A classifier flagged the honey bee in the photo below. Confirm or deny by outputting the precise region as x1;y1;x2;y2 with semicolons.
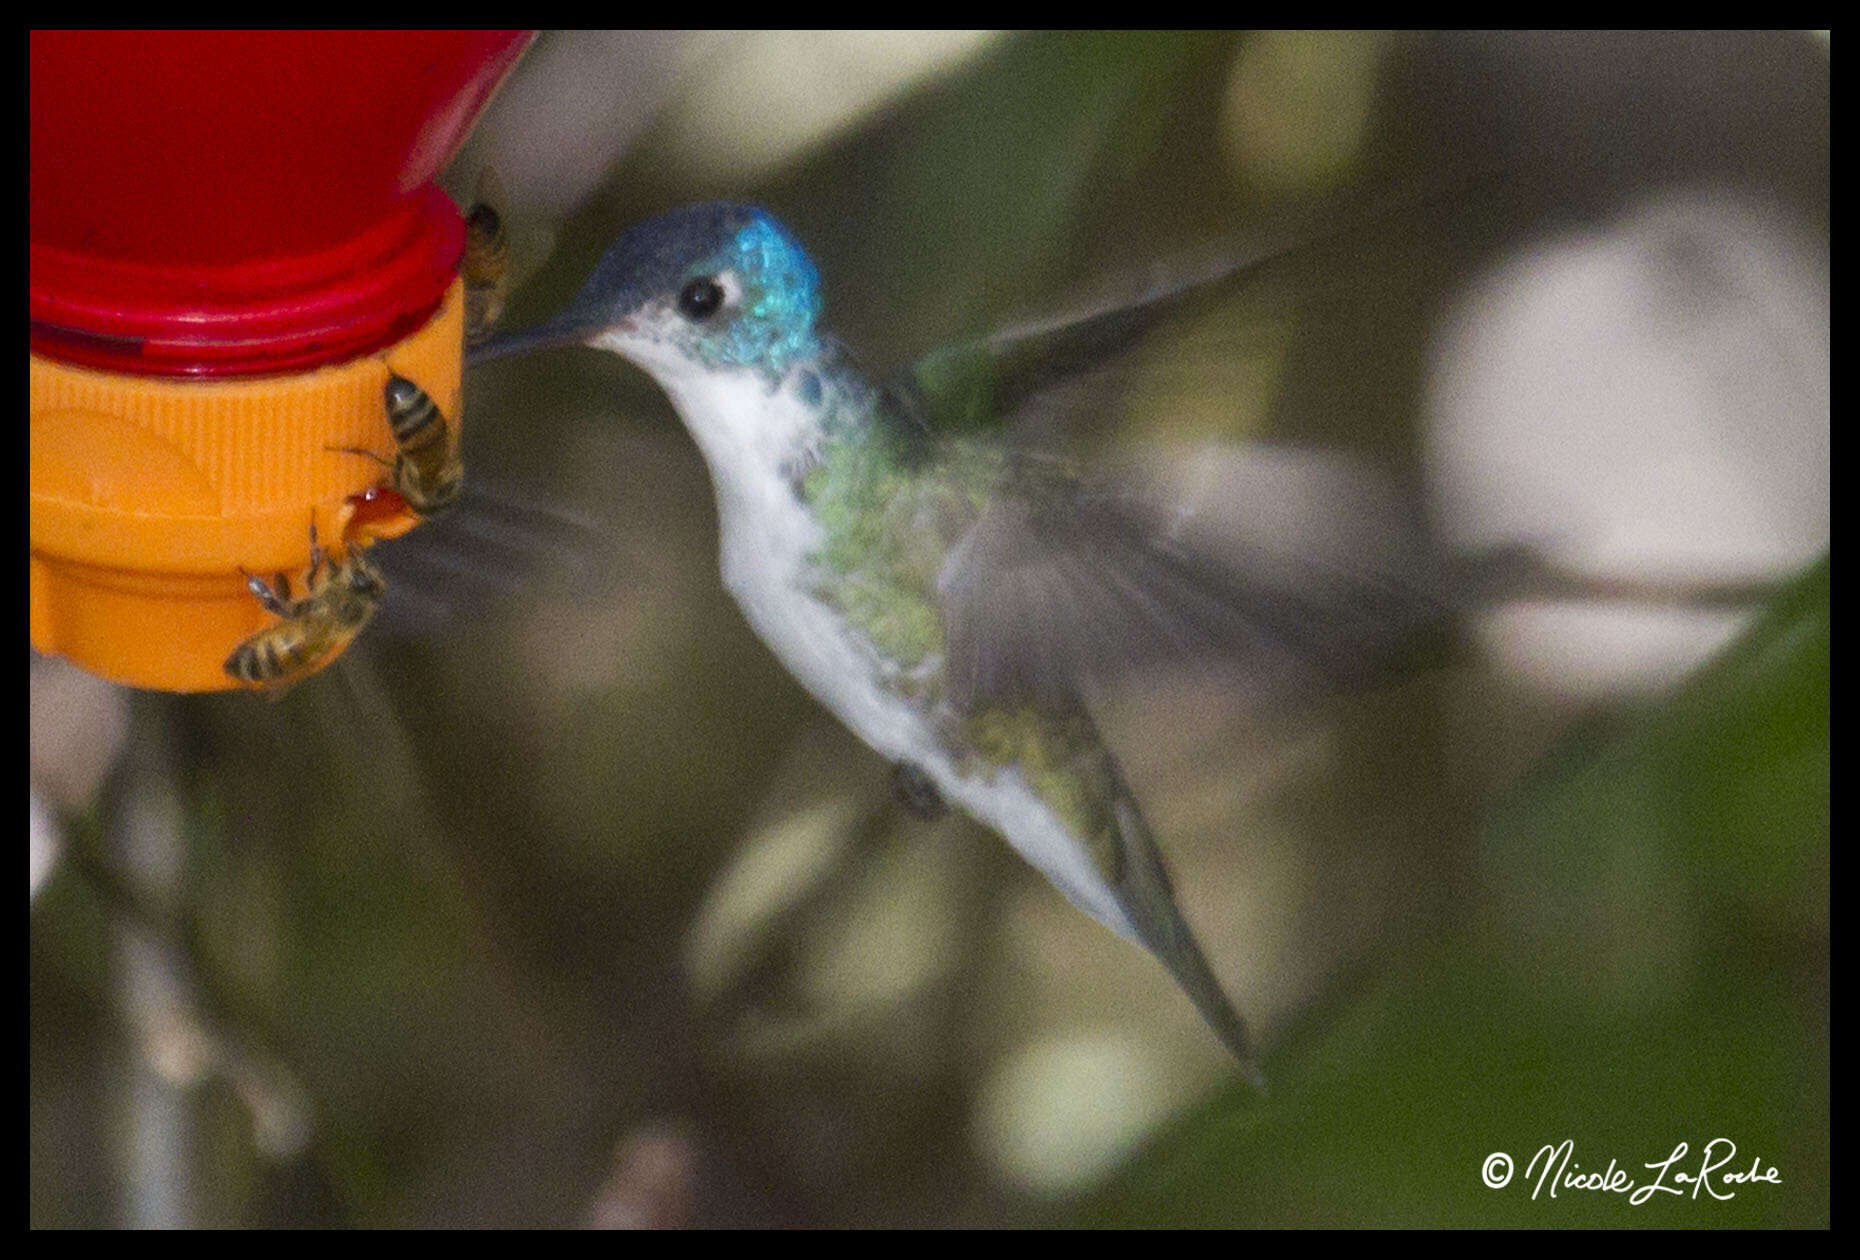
224;520;386;691
334;372;464;520
333;175;501;541
463;168;508;345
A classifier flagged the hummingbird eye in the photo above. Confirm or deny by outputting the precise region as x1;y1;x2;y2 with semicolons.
677;276;726;321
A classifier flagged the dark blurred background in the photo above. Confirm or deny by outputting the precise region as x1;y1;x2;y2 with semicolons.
31;31;1828;1227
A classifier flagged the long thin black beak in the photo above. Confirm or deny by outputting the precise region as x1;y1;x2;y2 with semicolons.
466;307;608;368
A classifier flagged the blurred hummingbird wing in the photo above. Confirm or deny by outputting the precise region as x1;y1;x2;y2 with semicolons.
890;176;1487;455
366;476;613;640
897;239;1308;456
905;183;1484;715
936;443;1457;715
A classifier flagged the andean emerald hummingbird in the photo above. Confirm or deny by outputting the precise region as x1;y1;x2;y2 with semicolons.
470;202;1457;1085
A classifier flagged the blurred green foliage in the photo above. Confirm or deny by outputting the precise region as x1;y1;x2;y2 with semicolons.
1088;558;1828;1227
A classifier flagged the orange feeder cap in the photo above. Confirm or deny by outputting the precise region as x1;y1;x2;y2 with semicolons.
30;282;464;691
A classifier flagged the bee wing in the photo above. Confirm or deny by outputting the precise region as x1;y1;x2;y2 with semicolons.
470;166;504;216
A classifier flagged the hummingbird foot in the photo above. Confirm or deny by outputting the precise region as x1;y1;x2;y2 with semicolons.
890;761;947;820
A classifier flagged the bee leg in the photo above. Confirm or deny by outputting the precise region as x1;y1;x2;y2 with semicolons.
307;519;327;588
891;762;946;821
326;445;396;468
239;569;292;618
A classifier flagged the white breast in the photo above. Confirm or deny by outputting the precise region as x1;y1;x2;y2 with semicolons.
664;366;1138;941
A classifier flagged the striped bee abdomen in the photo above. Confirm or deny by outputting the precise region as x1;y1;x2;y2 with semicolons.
382;374;463;514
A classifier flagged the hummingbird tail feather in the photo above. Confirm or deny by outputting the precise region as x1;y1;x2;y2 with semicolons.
1108;791;1267;1093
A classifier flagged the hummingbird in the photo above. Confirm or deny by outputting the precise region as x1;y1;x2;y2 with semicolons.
471;202;1456;1084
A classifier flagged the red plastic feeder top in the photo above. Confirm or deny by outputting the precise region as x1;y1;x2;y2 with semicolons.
30;29;532;377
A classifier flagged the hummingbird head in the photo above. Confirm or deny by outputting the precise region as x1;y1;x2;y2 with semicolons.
471;202;823;386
